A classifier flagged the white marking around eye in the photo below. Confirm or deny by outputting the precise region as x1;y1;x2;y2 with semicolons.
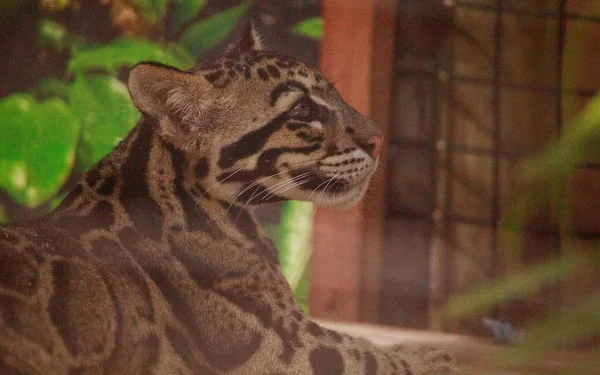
275;91;304;110
310;121;323;129
310;95;335;110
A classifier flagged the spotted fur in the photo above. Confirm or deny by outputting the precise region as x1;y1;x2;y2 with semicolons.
0;23;455;374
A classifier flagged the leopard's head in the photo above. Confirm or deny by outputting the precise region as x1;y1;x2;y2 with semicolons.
128;23;382;210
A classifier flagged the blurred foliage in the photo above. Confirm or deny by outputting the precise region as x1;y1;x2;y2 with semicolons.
132;0;169;23
0;0;319;212
291;17;323;40
171;0;206;30
0;0;321;307
40;0;71;12
0;0;249;210
277;201;315;313
446;94;600;371
181;1;251;59
68;38;188;73
70;74;139;171
0;94;80;207
39;19;69;50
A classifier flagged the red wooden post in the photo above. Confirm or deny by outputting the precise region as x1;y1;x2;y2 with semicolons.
310;0;397;322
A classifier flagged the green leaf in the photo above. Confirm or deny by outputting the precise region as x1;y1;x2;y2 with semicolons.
294;265;310;314
445;255;587;319
180;1;250;59
37;78;71;99
524;94;600;180
517;294;600;361
0;94;80;207
132;0;168;23
69;75;139;172
68;38;187;73
39;19;69;50
291;17;323;40
172;0;206;30
48;192;68;211
488;294;600;370
166;42;196;69
278;201;314;291
40;0;70;12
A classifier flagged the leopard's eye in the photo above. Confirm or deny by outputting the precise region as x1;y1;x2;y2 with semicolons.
289;98;313;119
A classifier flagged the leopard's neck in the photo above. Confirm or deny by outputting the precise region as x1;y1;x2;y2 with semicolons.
51;117;277;264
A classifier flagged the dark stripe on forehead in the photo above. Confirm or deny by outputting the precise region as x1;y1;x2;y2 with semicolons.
266;65;281;78
257;68;268;81
270;81;310;107
205;70;224;83
270;84;292;107
286;80;309;94
218;113;287;168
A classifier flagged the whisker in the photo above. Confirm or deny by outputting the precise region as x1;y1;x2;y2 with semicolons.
225;158;321;215
316;173;340;207
268;177;312;200
308;176;334;200
197;166;243;200
249;172;310;203
265;172;311;194
325;174;342;203
227;165;310;211
362;196;375;215
260;173;312;201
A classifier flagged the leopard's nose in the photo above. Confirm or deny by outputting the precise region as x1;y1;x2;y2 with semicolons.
358;135;383;159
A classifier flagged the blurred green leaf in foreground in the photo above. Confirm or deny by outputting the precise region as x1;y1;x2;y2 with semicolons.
0;0;322;310
446;94;600;371
291;17;323;40
69;38;189;73
70;74;139;172
181;1;250;58
0;94;80;207
278;201;314;313
132;0;168;24
172;0;207;30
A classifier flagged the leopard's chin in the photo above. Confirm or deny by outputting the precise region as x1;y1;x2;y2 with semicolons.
322;179;369;210
320;160;378;210
285;159;378;208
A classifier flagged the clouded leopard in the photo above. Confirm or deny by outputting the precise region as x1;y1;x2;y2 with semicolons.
0;24;454;374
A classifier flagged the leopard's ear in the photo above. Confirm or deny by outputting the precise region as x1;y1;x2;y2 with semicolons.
128;62;213;122
227;21;265;55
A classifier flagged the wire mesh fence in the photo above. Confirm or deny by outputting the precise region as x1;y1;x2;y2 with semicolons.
382;0;600;334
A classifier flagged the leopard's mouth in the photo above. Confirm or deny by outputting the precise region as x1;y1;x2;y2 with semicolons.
289;158;378;209
320;159;378;209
